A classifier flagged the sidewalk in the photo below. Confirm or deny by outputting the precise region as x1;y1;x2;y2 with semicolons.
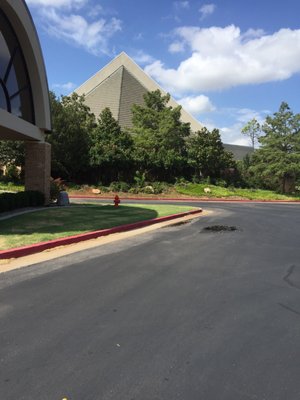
0;206;50;221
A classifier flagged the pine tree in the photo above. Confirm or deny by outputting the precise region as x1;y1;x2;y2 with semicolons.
250;102;300;193
131;90;190;180
89;108;133;183
187;127;235;181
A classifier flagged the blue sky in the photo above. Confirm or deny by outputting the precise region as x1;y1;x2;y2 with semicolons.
26;0;300;145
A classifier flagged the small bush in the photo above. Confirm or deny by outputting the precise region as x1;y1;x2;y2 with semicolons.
129;187;139;194
215;179;227;187
97;185;109;193
143;185;155;194
151;181;170;194
175;177;190;186
50;177;65;201
65;182;81;191
3;165;20;183
134;171;146;189
0;190;45;213
109;181;130;192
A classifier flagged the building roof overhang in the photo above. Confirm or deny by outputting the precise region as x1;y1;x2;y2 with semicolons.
0;0;51;139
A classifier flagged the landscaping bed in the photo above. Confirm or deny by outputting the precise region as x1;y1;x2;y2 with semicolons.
1;181;300;202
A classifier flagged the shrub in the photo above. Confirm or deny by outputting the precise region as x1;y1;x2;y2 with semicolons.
175;177;189;186
143;185;155;194
50;177;65;201
215;179;227;187
109;181;130;192
151;181;170;194
0;190;45;213
129;187;139;194
2;165;20;183
133;171;146;189
97;185;109;193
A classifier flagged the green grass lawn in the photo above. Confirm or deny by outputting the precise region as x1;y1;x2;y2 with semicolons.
0;182;24;192
176;183;300;201
0;203;197;250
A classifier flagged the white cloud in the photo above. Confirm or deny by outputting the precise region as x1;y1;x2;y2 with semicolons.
169;41;185;53
131;50;155;65
87;5;104;19
52;82;77;93
199;3;216;20
40;8;121;56
219;125;251;145
145;25;300;94
163;1;189;23
174;1;190;10
242;28;265;41
215;107;269;145
235;108;268;125
26;0;86;8
27;0;121;56
177;95;215;115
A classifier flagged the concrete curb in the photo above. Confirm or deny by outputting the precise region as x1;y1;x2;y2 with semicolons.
70;195;300;203
0;209;202;260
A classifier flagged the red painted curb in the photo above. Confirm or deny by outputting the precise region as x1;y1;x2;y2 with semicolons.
0;209;202;260
70;195;300;203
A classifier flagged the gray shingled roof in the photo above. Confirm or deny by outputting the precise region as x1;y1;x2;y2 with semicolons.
74;52;253;161
224;144;254;160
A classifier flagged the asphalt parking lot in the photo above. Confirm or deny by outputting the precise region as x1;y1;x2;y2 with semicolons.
1;202;300;400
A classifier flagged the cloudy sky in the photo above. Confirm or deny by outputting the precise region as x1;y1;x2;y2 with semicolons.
26;0;300;145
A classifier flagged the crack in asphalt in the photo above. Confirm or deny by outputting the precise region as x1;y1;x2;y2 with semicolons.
283;265;300;290
278;302;300;317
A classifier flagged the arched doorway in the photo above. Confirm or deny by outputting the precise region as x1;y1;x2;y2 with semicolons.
0;1;51;203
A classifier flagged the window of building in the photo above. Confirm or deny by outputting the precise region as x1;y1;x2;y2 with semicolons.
0;9;35;124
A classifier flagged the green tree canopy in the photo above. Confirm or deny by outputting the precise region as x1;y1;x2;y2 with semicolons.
187;127;235;180
47;91;96;182
0;140;24;169
131;90;190;180
89;107;133;183
241;118;261;149
249;102;300;193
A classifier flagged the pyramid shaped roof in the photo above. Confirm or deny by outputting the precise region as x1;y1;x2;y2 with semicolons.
74;52;203;132
74;52;253;159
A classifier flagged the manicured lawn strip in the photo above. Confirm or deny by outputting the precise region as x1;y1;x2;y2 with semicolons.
0;203;197;250
176;183;300;201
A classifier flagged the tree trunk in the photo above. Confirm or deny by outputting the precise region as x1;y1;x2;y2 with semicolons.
281;175;295;193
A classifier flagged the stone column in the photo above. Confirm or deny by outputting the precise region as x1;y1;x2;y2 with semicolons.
25;141;51;204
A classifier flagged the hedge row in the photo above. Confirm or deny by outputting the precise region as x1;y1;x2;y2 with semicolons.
0;191;45;213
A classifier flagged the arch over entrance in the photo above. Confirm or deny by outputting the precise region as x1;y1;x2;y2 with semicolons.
0;1;51;202
0;9;35;124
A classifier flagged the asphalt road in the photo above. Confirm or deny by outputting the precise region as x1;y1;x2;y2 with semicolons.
1;202;300;400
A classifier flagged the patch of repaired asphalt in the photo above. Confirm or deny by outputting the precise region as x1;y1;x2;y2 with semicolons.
202;225;239;232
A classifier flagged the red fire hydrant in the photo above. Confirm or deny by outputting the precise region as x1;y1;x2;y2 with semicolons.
114;195;120;207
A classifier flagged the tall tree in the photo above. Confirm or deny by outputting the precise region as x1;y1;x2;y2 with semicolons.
187;127;235;181
0;140;24;169
241;118;261;149
47;91;96;182
249;102;300;193
131;90;190;180
89;108;133;184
